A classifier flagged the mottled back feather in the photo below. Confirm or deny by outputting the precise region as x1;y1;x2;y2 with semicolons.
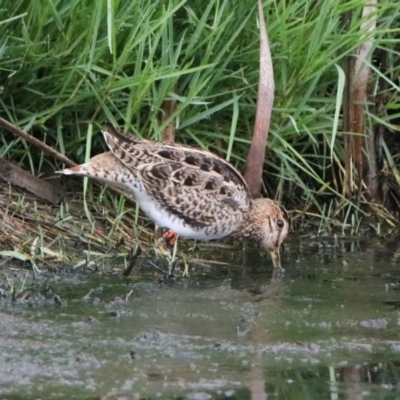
102;123;250;233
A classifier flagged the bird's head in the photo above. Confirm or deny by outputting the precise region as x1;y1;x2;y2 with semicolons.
252;198;289;270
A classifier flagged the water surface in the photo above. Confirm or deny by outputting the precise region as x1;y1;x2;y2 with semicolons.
1;238;400;399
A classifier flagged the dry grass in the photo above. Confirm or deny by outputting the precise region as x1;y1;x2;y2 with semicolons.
0;179;150;269
0;179;238;274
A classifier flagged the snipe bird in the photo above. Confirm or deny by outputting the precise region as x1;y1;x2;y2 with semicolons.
58;123;289;269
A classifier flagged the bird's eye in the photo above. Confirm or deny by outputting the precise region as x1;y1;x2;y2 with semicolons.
277;219;284;228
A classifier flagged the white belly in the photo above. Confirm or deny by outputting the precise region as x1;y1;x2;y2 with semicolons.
126;182;230;241
138;191;227;240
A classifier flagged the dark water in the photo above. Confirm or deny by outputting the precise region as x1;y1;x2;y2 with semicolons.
1;238;400;399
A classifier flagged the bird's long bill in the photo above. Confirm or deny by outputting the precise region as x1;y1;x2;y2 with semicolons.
268;246;282;270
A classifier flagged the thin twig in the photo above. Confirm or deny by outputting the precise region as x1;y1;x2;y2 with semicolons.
0;116;77;167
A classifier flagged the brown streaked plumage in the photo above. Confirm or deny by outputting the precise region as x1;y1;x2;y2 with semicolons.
57;123;289;269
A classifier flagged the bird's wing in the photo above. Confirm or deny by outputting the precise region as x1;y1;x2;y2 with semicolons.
102;123;250;228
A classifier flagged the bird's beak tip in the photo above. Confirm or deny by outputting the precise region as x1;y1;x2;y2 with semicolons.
268;247;282;270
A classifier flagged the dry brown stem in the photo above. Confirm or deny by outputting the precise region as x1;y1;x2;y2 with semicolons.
243;0;275;198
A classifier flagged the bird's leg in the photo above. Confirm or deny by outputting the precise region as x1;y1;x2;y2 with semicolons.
162;228;178;246
153;228;179;277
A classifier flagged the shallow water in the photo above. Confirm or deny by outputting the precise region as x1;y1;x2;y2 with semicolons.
1;237;400;399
